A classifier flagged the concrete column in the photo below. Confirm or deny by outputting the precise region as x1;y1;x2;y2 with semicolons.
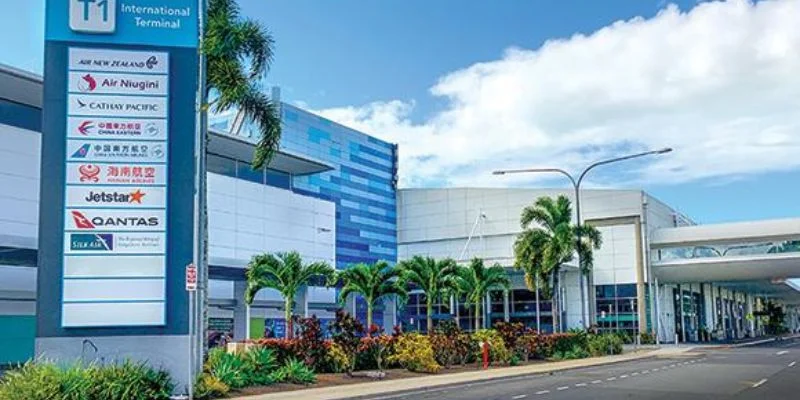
634;218;647;335
503;289;510;322
485;292;492;329
746;293;754;337
233;280;250;340
709;283;717;339
382;296;397;332
295;286;309;318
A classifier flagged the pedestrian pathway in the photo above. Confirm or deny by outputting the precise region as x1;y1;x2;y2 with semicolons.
230;347;694;400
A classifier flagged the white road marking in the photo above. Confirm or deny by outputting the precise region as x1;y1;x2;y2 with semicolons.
557;386;569;391
607;377;617;381
535;390;550;395
642;370;650;374
669;364;676;367
591;380;602;384
620;375;629;378
753;379;768;388
632;372;639;376
776;351;789;356
575;383;588;387
789;361;796;367
512;395;527;399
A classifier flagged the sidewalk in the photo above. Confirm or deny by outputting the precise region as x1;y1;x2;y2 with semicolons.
231;347;693;400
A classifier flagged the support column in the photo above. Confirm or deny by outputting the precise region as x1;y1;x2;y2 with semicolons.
677;283;685;343
746;293;754;338
709;283;717;340
485;292;491;329
233;280;250;341
503;289;510;322
295;286;309;318
382;296;397;333
634;218;647;335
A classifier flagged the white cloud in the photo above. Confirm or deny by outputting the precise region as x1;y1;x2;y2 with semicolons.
313;0;800;188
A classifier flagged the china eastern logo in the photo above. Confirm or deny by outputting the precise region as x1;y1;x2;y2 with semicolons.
70;233;114;251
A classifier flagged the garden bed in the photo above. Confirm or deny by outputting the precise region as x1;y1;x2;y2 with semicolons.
232;360;549;397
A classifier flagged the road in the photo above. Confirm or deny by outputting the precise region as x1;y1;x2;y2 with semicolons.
354;338;800;400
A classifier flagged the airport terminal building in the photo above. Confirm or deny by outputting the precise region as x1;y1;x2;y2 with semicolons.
1;63;798;365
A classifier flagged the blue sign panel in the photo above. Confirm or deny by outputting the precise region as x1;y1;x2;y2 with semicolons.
46;0;198;48
39;0;197;334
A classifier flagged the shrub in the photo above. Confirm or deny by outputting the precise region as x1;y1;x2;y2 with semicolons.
329;310;365;375
195;373;229;400
251;338;297;365
472;329;511;364
293;315;329;371
325;342;351;373
242;346;278;385
429;320;462;368
0;360;174;400
208;351;249;389
269;358;316;385
517;333;540;361
586;334;623;357
640;332;656;345
388;333;441;373
359;331;395;371
553;344;590;360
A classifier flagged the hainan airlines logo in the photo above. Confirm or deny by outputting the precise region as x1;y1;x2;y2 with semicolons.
77;74;97;92
78;164;101;182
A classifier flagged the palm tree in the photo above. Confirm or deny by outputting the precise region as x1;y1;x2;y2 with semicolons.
200;0;282;351
205;0;281;169
337;261;408;329
245;252;335;339
398;256;459;333
512;195;601;332
455;258;510;331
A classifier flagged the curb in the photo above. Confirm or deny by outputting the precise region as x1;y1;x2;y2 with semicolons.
230;348;687;400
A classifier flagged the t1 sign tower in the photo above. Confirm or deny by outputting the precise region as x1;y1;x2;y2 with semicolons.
38;0;199;389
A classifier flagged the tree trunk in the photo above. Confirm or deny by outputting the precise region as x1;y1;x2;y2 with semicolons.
552;268;560;333
474;299;481;332
367;302;373;332
285;297;293;339
427;300;434;333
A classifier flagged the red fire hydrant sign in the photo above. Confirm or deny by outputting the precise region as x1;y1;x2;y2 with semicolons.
482;341;490;369
185;263;197;292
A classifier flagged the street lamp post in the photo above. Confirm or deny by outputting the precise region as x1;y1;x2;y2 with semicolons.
494;148;672;330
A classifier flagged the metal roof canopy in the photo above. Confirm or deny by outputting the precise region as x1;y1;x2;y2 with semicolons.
651;217;800;248
208;129;333;176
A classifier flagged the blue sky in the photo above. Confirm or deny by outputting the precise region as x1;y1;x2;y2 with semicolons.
3;0;800;223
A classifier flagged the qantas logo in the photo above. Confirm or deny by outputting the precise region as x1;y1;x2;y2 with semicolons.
71;211;95;229
77;74;97;92
70;210;160;229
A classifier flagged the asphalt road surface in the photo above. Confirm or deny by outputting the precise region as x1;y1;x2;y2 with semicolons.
354;338;800;400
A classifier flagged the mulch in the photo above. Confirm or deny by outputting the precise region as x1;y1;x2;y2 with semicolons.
232;360;548;397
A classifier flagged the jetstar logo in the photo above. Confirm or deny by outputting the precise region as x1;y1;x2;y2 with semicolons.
77;74;97;92
84;190;146;204
70;233;114;251
70;210;160;229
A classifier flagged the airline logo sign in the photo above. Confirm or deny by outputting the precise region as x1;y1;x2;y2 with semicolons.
68;95;167;118
65;209;165;232
67;163;166;185
66;186;166;208
68;117;165;139
67;140;166;162
65;232;166;254
69;48;168;74
69;72;168;96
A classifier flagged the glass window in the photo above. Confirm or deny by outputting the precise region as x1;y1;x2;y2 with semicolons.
617;284;637;298
207;154;237;178
266;169;292;189
237;162;264;184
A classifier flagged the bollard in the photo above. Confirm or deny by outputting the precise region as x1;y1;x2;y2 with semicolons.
482;341;490;369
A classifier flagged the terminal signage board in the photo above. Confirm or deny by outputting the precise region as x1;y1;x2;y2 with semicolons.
40;0;197;331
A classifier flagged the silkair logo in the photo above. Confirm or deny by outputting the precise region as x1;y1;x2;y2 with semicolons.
70;233;113;251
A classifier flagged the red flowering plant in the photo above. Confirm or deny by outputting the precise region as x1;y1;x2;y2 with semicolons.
358;324;396;372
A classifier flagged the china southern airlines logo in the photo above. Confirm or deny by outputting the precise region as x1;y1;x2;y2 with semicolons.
71;144;91;158
71;211;96;229
70;233;113;251
77;74;97;92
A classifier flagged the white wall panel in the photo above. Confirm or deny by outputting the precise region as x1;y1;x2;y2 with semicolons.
63;302;164;327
